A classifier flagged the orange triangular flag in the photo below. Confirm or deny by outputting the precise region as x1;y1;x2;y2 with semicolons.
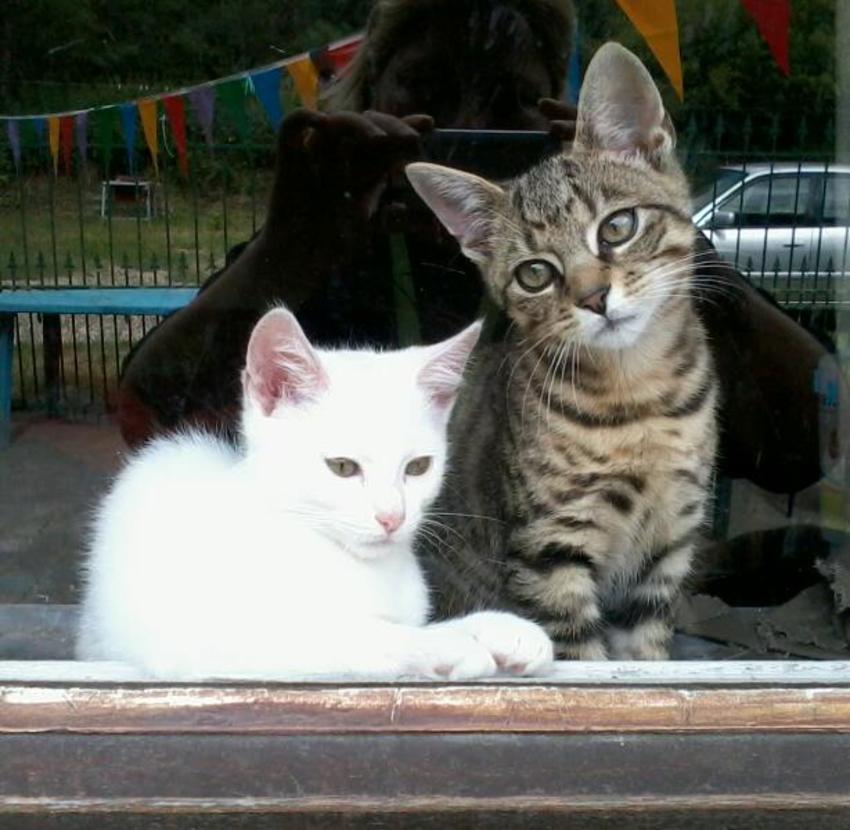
137;98;159;175
614;0;683;100
287;57;319;110
48;115;61;174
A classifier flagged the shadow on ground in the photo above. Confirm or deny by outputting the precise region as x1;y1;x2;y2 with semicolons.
0;415;126;605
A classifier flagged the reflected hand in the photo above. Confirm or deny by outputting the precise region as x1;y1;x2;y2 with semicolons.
538;98;577;143
272;109;434;226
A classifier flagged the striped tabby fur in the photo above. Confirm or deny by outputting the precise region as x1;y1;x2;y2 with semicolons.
407;43;718;659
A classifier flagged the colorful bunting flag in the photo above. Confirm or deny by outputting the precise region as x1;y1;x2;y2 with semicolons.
32;117;47;149
740;0;791;75
325;37;361;73
48;116;60;174
217;78;250;139
119;103;138;173
0;33;364;173
309;48;335;85
613;0;683;99
163;95;189;177
75;111;89;165
566;22;581;106
60;115;74;175
6;120;21;172
91;107;118;168
188;86;215;146
138;98;159;175
287;57;319;110
251;67;285;127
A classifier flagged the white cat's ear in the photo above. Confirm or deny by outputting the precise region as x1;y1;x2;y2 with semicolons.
418;320;482;412
574;42;676;164
243;308;327;415
406;163;505;263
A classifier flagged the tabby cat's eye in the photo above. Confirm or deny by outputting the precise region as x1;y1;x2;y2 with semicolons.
326;457;360;478
598;208;637;247
514;259;557;293
405;456;433;477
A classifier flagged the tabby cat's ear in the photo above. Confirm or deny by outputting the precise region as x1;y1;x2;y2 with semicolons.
418;320;482;412
406;163;505;263
574;42;676;164
243;307;328;415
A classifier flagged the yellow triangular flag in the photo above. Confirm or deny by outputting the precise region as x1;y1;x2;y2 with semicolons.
287;57;319;110
48;115;60;174
614;0;683;100
137;99;159;175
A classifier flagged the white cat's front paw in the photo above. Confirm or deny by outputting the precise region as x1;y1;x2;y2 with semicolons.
443;611;554;676
408;628;497;680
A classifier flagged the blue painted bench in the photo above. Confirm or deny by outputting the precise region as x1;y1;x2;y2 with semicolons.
0;288;198;445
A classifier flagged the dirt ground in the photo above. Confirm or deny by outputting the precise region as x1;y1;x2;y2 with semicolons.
0;415;126;605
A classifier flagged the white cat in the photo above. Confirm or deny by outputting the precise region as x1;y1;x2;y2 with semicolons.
76;307;553;680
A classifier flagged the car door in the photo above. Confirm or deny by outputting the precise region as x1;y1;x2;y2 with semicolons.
703;172;817;283
811;172;850;279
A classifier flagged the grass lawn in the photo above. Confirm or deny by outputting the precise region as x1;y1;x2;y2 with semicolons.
0;168;272;288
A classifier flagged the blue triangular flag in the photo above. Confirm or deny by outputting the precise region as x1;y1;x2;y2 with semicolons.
32;117;47;147
250;67;284;130
567;23;581;106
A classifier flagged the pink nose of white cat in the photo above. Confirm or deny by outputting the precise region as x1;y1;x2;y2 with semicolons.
376;512;404;535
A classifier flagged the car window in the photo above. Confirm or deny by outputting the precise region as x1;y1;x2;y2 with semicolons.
718;174;816;227
692;169;747;213
821;174;850;226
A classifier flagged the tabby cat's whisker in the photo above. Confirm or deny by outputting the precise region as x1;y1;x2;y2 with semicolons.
428;511;505;524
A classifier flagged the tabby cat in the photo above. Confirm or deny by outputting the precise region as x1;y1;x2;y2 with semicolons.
405;42;718;659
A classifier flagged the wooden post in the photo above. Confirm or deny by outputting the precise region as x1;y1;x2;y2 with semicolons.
41;313;62;418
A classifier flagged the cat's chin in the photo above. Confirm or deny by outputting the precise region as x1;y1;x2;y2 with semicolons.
584;314;645;351
344;536;411;562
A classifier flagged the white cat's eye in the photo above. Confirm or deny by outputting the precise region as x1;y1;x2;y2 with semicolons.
326;457;361;478
598;208;637;247
405;456;432;476
514;259;557;293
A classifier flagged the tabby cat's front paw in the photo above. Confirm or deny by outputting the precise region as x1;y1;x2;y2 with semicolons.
440;611;555;676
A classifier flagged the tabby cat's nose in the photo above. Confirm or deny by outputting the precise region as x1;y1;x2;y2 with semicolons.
578;286;610;316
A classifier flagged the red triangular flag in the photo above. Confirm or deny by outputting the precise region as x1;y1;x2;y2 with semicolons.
740;0;790;75
163;94;189;178
325;37;362;73
59;115;75;175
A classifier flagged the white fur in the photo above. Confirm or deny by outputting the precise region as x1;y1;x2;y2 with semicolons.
77;310;553;681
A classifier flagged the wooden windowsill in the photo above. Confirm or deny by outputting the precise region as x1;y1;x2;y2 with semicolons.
2;660;850;826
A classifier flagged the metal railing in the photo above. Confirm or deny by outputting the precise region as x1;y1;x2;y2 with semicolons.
0;109;845;419
1;137;274;417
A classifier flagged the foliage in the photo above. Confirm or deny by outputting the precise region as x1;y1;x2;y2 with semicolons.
574;0;835;154
0;0;371;114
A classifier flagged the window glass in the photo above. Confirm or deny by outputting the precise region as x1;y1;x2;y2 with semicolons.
0;0;848;687
719;175;816;227
692;168;747;213
821;175;850;225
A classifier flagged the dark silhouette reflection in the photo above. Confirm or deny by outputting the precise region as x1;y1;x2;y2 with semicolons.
119;0;833;504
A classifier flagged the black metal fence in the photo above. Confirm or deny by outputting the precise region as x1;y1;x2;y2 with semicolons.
0;110;846;420
1;134;274;418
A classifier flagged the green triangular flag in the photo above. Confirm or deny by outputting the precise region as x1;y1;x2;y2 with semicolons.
19;119;37;153
91;107;119;170
217;78;251;140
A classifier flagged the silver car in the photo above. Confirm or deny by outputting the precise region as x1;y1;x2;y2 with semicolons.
692;163;850;304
